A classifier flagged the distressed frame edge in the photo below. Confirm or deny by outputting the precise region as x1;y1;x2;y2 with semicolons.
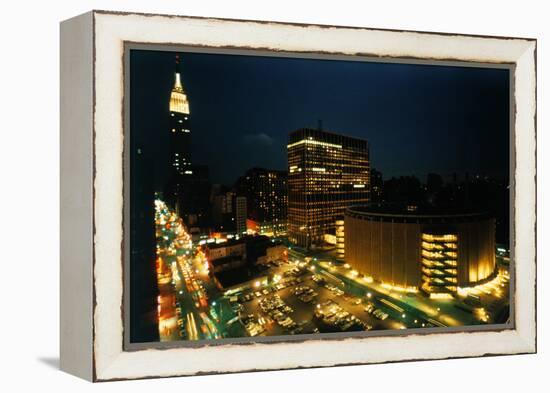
59;11;95;381
512;39;537;354
89;11;537;382
90;8;538;42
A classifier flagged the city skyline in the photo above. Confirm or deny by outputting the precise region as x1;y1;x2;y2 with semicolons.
130;49;510;189
129;48;511;344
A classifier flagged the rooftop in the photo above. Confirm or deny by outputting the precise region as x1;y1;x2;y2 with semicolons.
346;204;491;220
205;235;277;250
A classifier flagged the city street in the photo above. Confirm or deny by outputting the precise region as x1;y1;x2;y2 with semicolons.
155;200;244;341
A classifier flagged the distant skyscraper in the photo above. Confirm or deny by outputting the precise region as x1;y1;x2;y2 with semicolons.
287;128;370;248
211;190;247;235
169;56;192;178
165;55;210;229
235;196;247;235
212;190;234;229
370;168;383;204
236;167;288;236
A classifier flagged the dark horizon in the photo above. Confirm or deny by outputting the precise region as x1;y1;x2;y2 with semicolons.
130;49;510;189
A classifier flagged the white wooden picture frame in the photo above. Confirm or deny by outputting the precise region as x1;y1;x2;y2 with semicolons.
60;10;536;381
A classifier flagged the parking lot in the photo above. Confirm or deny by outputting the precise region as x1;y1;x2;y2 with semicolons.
237;264;405;337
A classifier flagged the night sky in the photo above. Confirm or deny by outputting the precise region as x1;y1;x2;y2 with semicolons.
130;49;510;189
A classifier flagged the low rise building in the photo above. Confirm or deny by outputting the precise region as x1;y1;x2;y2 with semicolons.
204;235;288;283
344;205;496;297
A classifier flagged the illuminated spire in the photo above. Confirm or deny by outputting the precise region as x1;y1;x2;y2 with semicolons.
170;54;190;114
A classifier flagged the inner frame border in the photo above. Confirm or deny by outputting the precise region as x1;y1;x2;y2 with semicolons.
122;42;517;352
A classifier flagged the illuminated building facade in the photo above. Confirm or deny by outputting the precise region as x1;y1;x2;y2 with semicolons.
165;56;210;229
235;196;247;235
212;191;235;230
205;236;287;284
287;128;370;248
212;191;247;235
236;167;288;236
335;217;345;259
344;206;496;296
169;64;191;177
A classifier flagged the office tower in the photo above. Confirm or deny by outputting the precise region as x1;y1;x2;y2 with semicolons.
165;55;210;229
287;128;369;248
236;167;288;236
168;56;192;180
212;190;247;235
235;196;247;235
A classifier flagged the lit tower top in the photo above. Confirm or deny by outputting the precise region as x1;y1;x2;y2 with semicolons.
169;54;193;177
170;55;190;114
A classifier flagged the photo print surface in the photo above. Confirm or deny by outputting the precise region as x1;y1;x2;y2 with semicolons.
128;48;511;344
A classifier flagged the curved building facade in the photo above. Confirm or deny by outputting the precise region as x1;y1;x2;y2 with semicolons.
344;206;496;295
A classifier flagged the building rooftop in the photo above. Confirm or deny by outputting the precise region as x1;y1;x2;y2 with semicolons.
244;167;287;176
211;255;243;267
288;127;369;148
205;235;274;250
346;204;491;220
214;267;257;288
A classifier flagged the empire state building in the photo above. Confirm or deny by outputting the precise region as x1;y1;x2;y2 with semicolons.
165;55;210;229
169;69;192;175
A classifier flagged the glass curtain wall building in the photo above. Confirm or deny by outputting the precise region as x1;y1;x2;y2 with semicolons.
287;128;370;248
236;167;288;236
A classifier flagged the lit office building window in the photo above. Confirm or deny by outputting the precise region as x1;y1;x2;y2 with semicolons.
287;128;370;248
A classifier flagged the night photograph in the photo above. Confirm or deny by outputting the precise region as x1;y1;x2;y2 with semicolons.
128;48;511;344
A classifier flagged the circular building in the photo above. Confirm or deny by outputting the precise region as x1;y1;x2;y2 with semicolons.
344;205;496;296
